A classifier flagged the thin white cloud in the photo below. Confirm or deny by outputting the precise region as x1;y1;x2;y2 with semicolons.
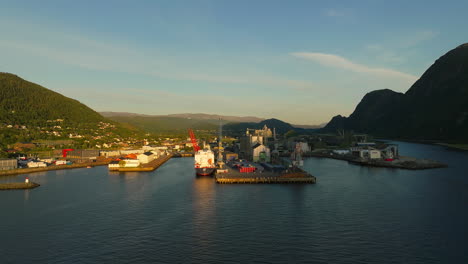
323;8;355;18
324;9;344;17
0;36;315;91
291;52;417;82
401;30;438;48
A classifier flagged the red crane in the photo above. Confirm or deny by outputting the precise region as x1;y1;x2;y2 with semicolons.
188;129;201;152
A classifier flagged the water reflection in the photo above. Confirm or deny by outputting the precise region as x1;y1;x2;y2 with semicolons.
23;189;30;202
191;175;216;247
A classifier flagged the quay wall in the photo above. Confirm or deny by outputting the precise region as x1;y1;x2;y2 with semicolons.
0;161;110;177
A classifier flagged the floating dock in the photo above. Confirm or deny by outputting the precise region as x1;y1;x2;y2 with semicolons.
215;167;316;184
0;182;40;190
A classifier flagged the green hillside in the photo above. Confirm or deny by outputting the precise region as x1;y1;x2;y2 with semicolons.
0;73;104;125
0;73;142;150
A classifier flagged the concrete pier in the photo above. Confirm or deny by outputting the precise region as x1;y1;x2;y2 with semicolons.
215;167;316;184
0;161;110;177
115;154;172;172
0;182;40;190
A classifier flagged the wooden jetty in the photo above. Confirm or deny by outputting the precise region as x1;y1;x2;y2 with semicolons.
115;154;173;172
0;182;40;190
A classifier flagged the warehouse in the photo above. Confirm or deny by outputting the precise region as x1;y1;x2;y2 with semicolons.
0;159;18;170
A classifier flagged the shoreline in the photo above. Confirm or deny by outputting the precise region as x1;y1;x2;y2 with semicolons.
376;138;468;151
0;161;109;177
308;152;447;170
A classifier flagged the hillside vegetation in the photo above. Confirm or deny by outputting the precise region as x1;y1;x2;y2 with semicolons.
0;73;142;151
0;73;104;126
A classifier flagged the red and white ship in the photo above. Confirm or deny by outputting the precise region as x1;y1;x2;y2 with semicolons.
189;129;216;176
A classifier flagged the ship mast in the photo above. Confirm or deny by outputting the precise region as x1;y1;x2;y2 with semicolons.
217;118;224;168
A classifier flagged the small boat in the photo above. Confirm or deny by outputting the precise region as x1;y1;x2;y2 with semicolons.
86;165;92;168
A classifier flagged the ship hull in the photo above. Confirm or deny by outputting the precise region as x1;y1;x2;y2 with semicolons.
195;167;216;176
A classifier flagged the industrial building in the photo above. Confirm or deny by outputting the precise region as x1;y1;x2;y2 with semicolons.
0;159;18;170
240;125;272;162
66;150;100;160
137;152;156;164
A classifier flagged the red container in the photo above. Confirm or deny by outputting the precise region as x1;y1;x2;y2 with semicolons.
239;166;255;173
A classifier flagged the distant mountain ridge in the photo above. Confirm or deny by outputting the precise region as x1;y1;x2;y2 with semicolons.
100;112;265;123
103;112;324;135
323;43;468;143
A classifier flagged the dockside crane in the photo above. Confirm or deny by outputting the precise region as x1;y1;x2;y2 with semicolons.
188;128;200;152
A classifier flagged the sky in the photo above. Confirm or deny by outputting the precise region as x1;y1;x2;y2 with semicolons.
0;0;467;125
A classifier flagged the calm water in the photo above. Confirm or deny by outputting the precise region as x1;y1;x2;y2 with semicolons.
1;141;467;264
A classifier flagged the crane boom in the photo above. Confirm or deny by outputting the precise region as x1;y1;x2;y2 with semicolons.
188;128;201;152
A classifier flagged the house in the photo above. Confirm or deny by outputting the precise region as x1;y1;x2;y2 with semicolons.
137;152;156;164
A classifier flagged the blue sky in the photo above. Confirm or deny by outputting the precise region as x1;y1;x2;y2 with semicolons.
1;0;467;125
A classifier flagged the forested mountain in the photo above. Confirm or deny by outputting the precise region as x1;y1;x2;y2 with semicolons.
323;43;468;143
0;73;104;125
0;73;141;149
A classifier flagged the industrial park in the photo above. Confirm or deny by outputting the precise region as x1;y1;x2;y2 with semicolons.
1;119;447;189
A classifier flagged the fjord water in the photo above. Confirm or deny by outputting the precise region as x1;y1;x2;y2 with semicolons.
1;141;467;264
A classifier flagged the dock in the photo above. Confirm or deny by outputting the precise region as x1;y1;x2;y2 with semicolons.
309;152;447;170
114;154;173;172
0;161;110;177
215;167;316;184
0;182;40;190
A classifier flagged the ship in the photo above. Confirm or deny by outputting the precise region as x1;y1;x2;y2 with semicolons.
188;128;216;176
194;148;216;176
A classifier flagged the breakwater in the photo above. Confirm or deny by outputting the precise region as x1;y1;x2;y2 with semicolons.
215;167;316;184
0;182;40;190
